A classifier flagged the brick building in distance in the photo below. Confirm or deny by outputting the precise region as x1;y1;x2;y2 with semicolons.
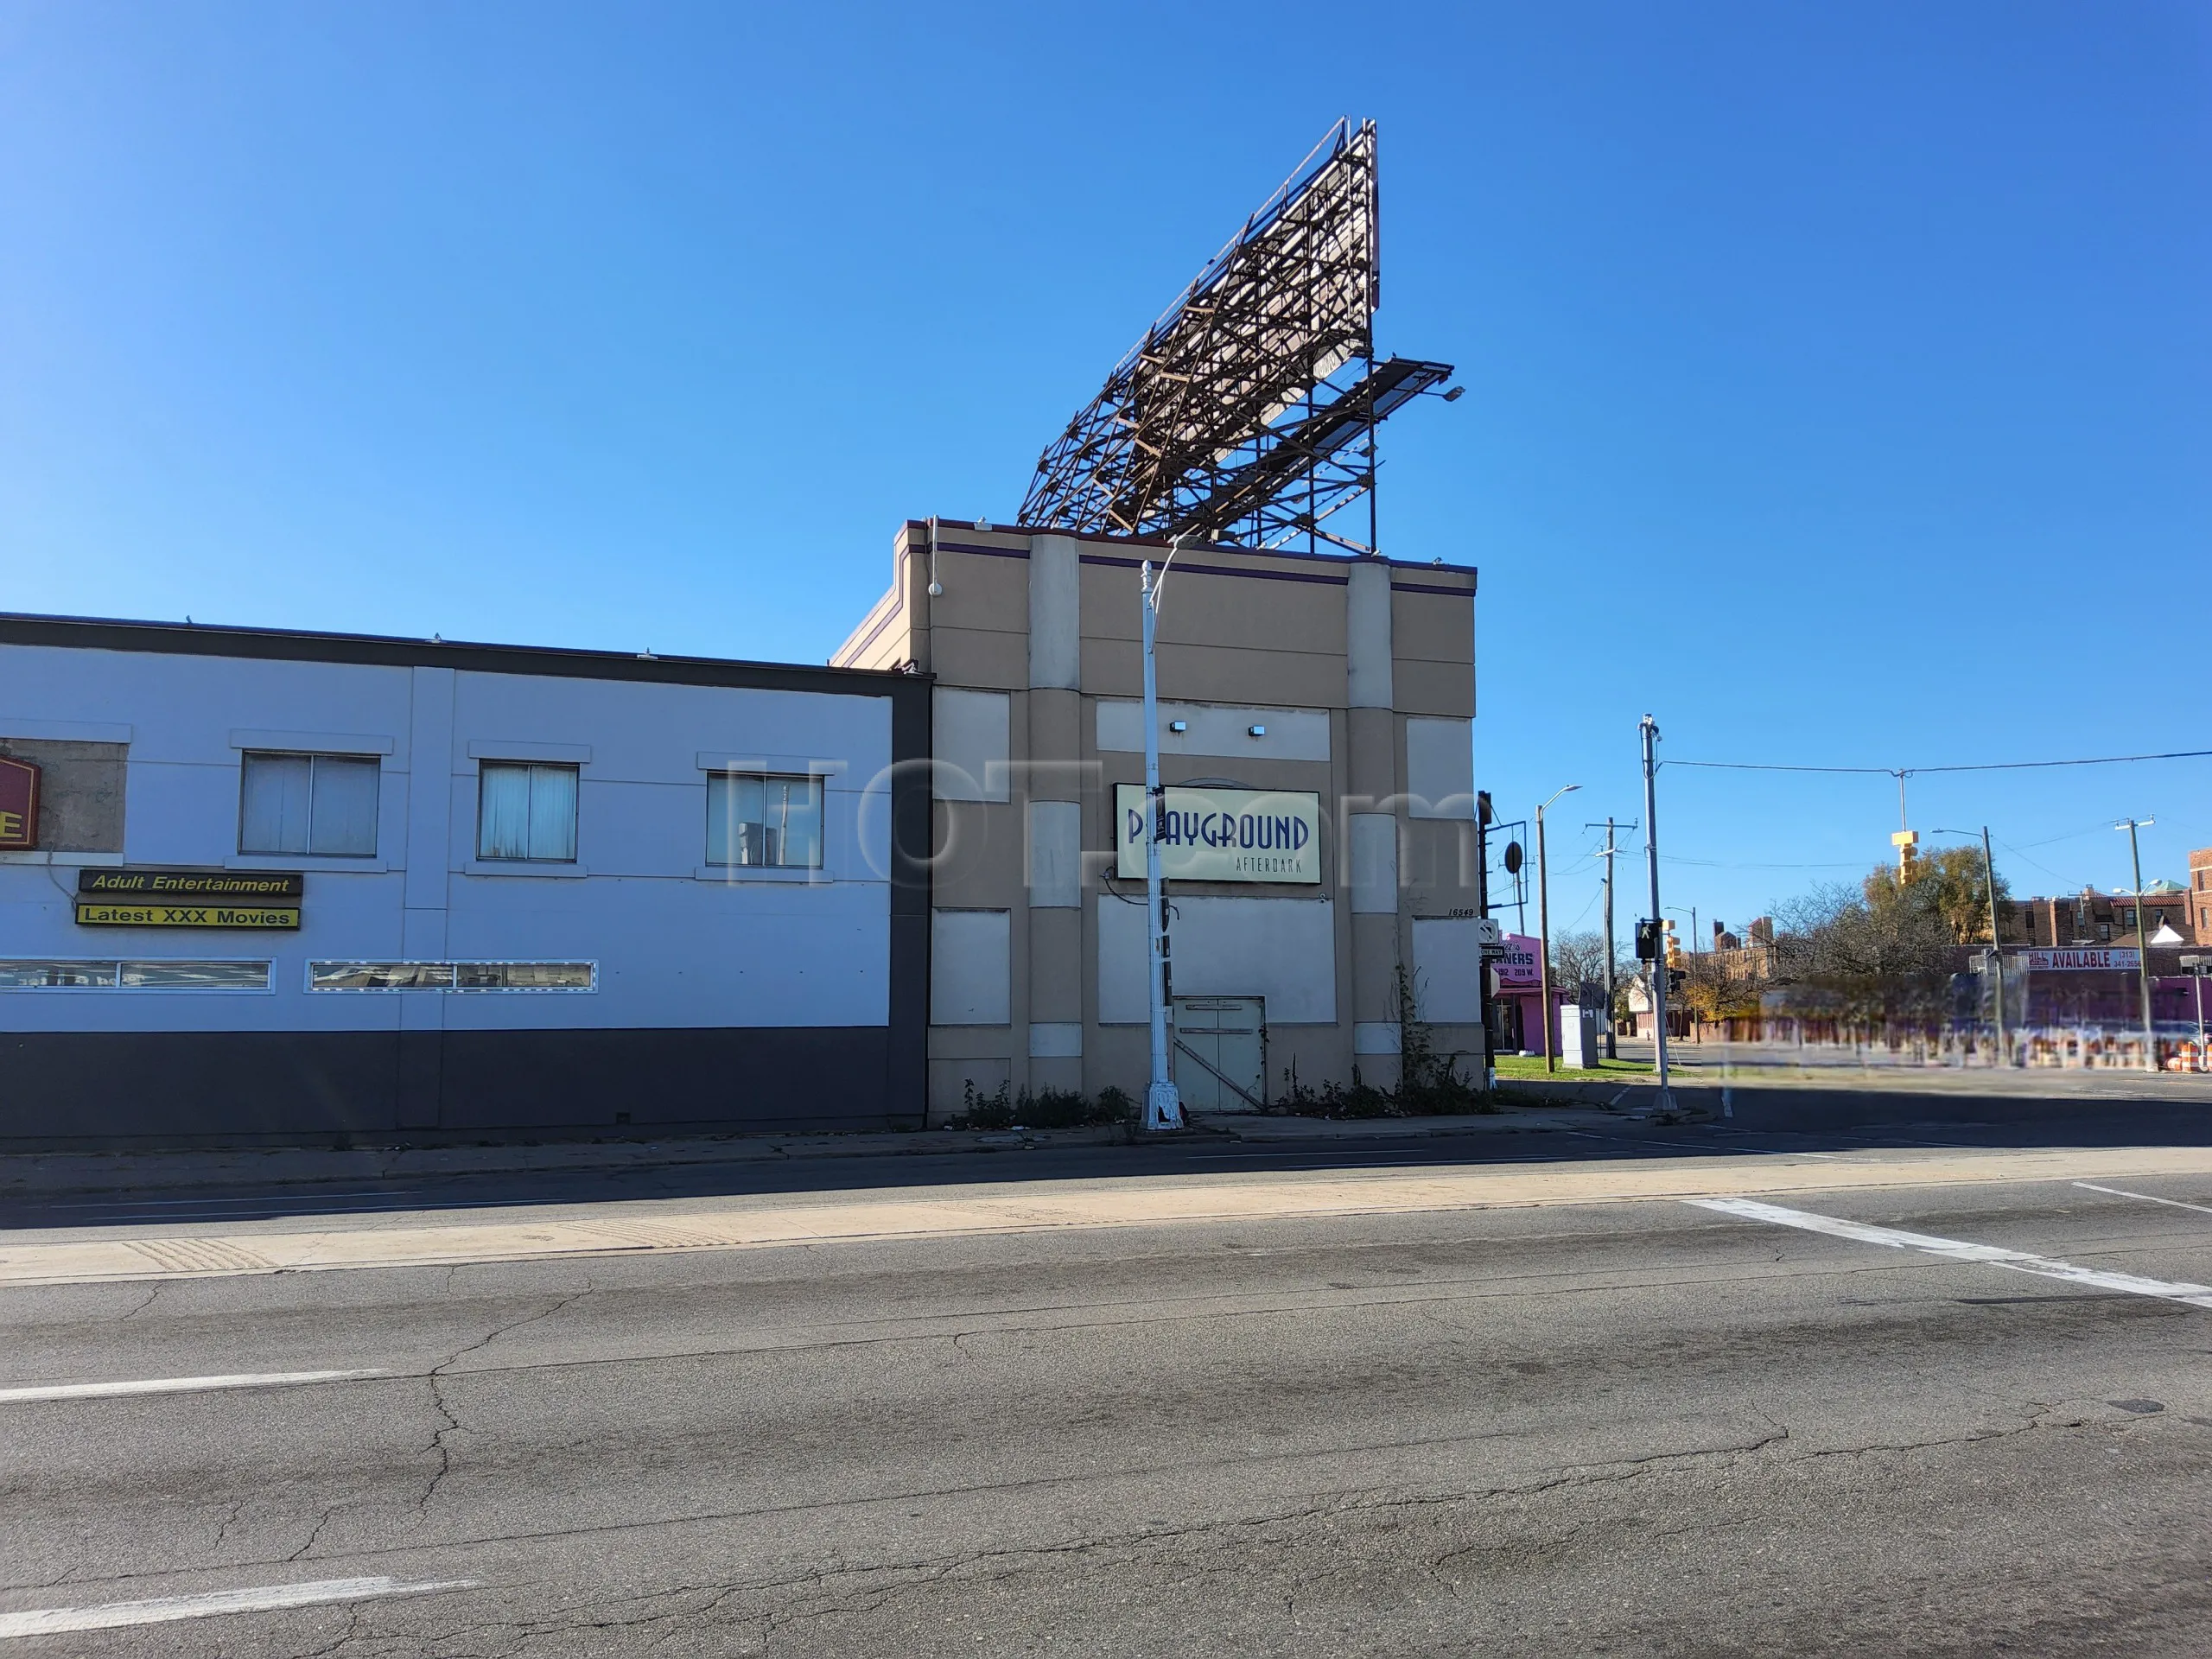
2002;883;2192;950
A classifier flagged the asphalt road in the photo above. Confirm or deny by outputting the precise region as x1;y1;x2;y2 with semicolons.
3;1139;2211;1654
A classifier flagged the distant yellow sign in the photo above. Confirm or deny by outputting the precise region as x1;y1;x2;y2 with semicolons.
74;901;301;930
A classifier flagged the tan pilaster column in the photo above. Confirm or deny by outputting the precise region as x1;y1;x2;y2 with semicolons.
1026;534;1085;1094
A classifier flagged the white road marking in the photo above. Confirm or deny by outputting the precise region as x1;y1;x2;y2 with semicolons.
0;1576;474;1638
2073;1181;2212;1218
0;1369;385;1405
1687;1197;2212;1309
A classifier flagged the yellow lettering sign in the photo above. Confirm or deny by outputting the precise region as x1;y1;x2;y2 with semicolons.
75;902;302;930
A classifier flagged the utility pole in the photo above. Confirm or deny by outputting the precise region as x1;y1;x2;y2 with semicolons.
2185;955;2202;1071
1592;817;1622;1059
1477;791;1496;1091
2182;955;2208;1070
1536;785;1580;1073
1140;547;1188;1129
2118;817;2158;1074
1981;825;2006;1067
1641;715;1674;1109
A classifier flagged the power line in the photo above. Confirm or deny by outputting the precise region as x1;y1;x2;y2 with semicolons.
1661;854;1866;872
1664;747;2212;779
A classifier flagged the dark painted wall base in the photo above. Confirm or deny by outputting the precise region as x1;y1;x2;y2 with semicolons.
0;1027;921;1150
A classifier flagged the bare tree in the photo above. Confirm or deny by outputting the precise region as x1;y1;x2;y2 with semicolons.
1550;929;1632;1013
1768;869;1961;1034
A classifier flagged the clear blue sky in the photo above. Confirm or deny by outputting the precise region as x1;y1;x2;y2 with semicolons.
3;2;2206;934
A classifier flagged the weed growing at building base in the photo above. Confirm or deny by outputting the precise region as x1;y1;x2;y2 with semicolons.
950;1082;1140;1131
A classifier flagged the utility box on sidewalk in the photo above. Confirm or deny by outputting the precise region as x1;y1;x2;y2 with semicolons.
1561;1004;1599;1069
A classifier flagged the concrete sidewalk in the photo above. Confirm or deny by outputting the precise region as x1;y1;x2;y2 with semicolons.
0;1103;1633;1199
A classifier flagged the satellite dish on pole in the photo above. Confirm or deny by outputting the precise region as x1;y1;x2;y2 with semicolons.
1503;841;1523;876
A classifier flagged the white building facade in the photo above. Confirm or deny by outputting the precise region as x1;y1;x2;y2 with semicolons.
0;616;928;1147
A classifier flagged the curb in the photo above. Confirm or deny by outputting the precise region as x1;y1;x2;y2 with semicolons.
0;1122;1143;1199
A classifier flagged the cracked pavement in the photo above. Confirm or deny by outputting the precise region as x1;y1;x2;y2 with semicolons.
2;1156;2209;1654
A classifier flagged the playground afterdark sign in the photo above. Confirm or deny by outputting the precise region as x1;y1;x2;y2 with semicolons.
1113;785;1321;883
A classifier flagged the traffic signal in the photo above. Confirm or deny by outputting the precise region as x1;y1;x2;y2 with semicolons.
1668;969;1686;995
1663;918;1682;969
1635;919;1660;961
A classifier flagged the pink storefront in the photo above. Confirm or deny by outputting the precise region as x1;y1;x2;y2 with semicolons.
1490;933;1576;1055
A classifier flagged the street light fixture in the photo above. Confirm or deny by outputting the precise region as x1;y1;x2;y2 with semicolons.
1535;785;1580;1073
2117;817;2158;1073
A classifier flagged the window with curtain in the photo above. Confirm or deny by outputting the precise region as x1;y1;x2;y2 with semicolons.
239;753;379;855
705;772;823;868
477;762;579;861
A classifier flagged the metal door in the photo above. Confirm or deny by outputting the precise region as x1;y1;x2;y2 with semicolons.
1173;996;1266;1112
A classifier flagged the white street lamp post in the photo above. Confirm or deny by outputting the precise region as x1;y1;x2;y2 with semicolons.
1141;540;1192;1130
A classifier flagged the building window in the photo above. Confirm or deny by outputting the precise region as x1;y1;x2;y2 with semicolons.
706;772;823;868
2121;906;2137;927
239;753;379;856
477;763;579;861
0;959;270;990
308;960;594;991
2098;922;2111;941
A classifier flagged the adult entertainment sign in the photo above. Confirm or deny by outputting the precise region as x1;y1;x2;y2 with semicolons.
2019;947;2140;971
1113;785;1320;884
74;868;302;930
79;868;304;899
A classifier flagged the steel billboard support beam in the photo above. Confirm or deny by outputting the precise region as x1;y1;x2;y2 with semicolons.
1020;120;1455;556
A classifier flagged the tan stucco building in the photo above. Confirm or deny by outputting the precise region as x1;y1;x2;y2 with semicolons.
836;519;1484;1119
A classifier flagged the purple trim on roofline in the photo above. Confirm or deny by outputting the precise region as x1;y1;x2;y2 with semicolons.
932;540;1031;560
1076;553;1347;587
911;519;1477;578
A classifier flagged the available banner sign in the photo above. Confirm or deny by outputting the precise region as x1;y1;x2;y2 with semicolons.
2020;947;2140;971
1113;784;1321;883
0;756;37;850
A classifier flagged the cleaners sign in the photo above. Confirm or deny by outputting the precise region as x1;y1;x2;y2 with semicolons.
1113;784;1321;884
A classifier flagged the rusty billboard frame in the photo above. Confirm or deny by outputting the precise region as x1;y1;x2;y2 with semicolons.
1019;119;1453;555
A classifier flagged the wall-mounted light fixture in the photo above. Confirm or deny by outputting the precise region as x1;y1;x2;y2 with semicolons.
1168;721;1188;734
1248;724;1267;738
